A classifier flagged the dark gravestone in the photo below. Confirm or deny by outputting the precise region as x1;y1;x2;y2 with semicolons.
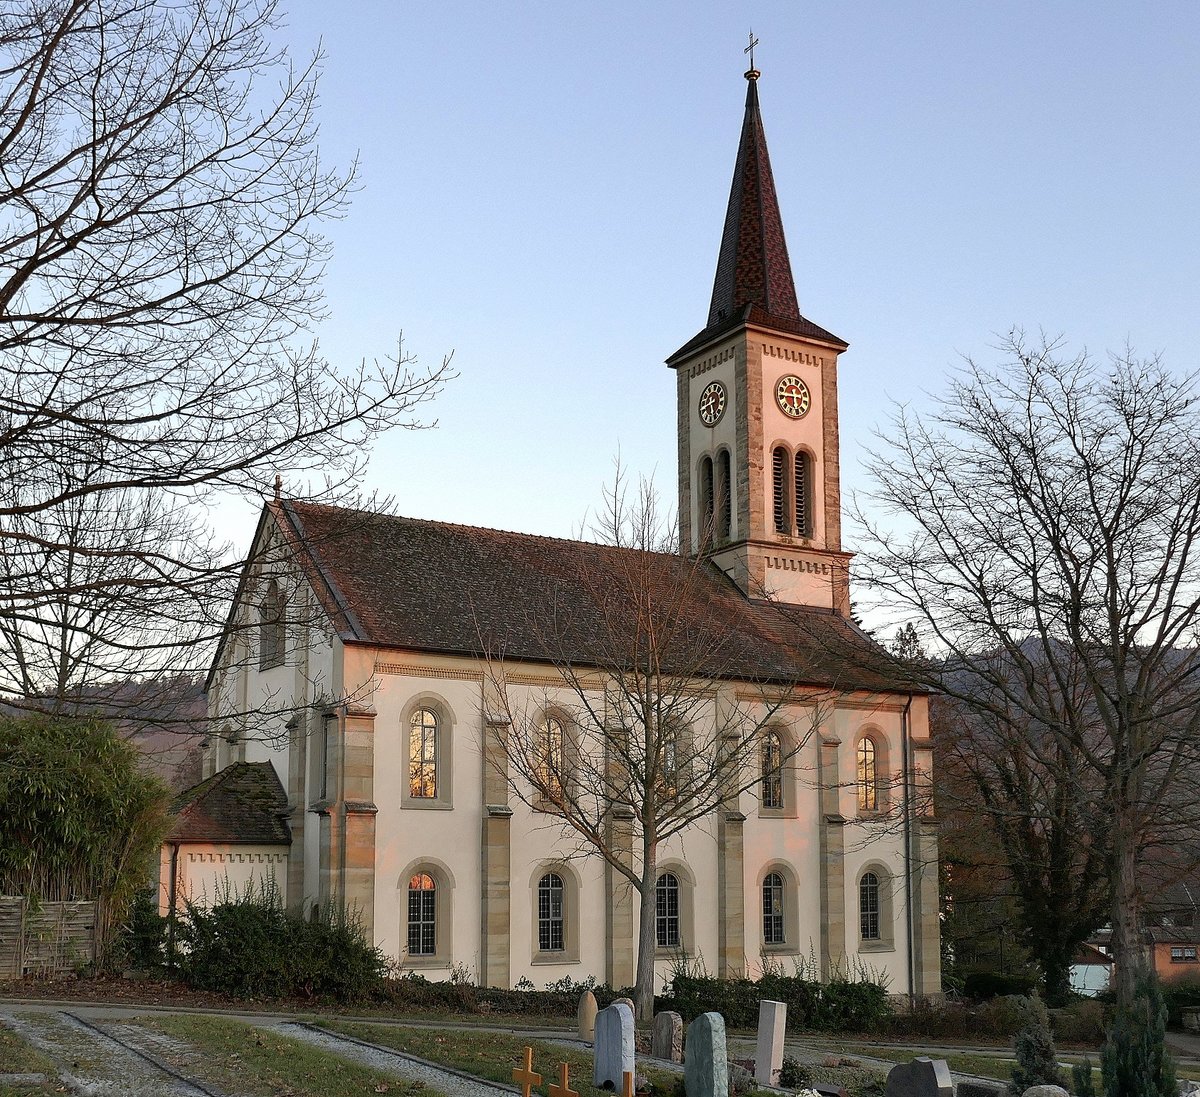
884;1056;953;1097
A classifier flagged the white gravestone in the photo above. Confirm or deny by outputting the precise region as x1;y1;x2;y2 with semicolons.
753;999;787;1085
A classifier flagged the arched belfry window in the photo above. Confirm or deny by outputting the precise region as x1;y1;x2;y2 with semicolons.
794;451;811;537
699;455;715;539
259;579;285;669
772;447;790;534
716;449;732;540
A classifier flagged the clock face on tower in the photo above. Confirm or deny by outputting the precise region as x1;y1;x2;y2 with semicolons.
698;380;727;426
775;375;811;419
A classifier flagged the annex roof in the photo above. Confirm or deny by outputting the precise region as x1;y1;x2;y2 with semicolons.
169;761;290;846
269;499;915;696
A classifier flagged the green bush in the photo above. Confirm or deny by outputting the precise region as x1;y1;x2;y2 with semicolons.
660;972;892;1032
1010;994;1065;1093
963;970;1040;1000
177;886;387;1001
119;888;167;970
1072;1056;1097;1097
1101;969;1176;1097
1159;974;1200;1028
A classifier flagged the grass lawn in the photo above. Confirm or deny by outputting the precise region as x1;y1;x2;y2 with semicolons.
140;1014;447;1097
0;1021;59;1096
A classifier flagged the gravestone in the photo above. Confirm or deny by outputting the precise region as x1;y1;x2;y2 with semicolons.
813;1085;850;1097
883;1056;953;1097
614;996;635;1013
1020;1088;1069;1097
577;990;598;1041
593;1001;635;1089
683;1011;728;1097
753;999;787;1085
956;1083;1004;1097
652;1010;683;1063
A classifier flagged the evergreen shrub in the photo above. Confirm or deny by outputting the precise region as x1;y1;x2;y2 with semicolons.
1101;969;1176;1097
177;885;387;1000
1009;993;1065;1094
962;970;1040;1000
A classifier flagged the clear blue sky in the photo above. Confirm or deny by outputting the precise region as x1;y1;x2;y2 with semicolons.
262;0;1200;542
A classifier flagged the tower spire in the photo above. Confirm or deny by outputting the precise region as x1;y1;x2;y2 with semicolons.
706;62;800;329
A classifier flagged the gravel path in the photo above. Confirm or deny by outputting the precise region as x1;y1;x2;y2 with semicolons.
269;1020;514;1097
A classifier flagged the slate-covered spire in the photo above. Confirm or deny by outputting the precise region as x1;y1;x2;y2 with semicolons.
707;69;800;328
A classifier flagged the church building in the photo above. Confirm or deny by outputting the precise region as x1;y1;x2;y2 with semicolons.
179;66;942;999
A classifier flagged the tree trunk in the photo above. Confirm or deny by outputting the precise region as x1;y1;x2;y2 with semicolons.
634;858;658;1024
1110;809;1145;1010
1041;946;1073;1008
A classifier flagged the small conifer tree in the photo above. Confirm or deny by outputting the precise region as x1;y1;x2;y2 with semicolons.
1010;993;1065;1095
1101;967;1177;1097
1071;1056;1097;1097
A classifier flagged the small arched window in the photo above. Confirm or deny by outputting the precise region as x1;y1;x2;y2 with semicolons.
536;716;566;800
699;455;715;538
860;871;881;940
655;872;681;948
407;873;436;955
763;871;785;945
772;446;790;534
538;872;565;952
409;708;439;798
259;579;285;669
794;451;810;536
716;449;732;540
761;730;784;810
857;737;878;812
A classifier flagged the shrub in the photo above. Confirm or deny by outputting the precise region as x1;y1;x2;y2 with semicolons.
779;1054;811;1088
176;885;387;1001
1010;993;1065;1094
1101;969;1176;1097
1072;1056;1097;1097
119;888;167;970
1159;973;1200;1028
963;970;1040;1000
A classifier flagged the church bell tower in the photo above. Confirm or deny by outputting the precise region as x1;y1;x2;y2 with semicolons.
667;63;851;615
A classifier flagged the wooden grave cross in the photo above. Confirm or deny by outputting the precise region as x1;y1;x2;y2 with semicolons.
547;1060;580;1097
512;1046;542;1097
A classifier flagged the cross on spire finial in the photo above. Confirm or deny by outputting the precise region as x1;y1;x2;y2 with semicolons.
744;29;760;78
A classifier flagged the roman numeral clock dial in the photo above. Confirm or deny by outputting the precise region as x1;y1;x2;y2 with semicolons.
698;380;727;426
775;375;811;418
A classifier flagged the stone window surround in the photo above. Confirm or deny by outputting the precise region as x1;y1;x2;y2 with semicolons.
758;722;801;819
401;694;455;810
532;707;577;812
258;577;285;670
529;860;582;965
757;860;800;956
654;860;697;959
398;857;455;969
857;860;895;953
854;727;890;817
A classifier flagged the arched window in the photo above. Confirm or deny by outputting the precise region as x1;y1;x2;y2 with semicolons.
409;707;439;798
717;449;732;540
857;736;878;812
794;451;810;536
772;446;790;534
761;730;784;810
259;579;285;669
860;871;881;941
699;455;715;538
763;871;785;945
656;872;681;948
407;873;436;955
538;872;565;952
536;715;567;800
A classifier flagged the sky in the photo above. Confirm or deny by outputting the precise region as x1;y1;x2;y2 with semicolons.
253;0;1200;545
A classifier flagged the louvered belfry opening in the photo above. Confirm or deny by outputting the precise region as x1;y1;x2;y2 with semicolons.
794;451;809;537
699;455;715;538
717;449;732;540
772;446;789;534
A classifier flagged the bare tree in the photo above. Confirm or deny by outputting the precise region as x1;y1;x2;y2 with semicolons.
483;472;835;1021
856;332;1200;1010
0;0;450;709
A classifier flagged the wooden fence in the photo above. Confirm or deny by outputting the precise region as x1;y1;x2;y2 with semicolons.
0;897;96;978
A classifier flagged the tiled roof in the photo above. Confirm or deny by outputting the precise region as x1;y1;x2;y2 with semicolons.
170;761;290;845
665;72;846;366
272;500;913;695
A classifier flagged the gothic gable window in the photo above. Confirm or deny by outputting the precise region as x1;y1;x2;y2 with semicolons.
409;707;439;798
656;871;681;949
258;578;285;669
537;872;565;952
407;873;436;956
761;729;784;810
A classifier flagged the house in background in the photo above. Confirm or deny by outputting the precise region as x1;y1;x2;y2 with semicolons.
178;66;943;997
